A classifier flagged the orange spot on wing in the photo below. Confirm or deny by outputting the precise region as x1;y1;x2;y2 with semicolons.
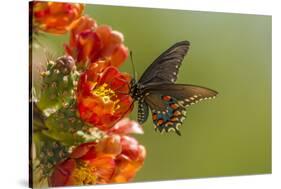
162;96;171;101
173;111;181;116
157;119;164;126
170;103;179;109
171;117;178;122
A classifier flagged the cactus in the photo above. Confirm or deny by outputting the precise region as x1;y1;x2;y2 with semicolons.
36;55;80;116
33;132;69;183
32;55;105;185
30;3;147;187
43;101;105;146
32;101;105;187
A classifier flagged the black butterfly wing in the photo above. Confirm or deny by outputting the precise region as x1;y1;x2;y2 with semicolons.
138;41;190;85
144;84;218;135
144;84;218;106
144;93;185;135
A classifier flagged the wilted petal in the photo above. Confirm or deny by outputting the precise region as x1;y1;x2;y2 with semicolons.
110;118;143;135
110;136;146;183
120;136;141;160
96;135;122;156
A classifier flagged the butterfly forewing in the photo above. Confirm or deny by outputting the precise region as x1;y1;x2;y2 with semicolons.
144;84;218;107
138;41;190;85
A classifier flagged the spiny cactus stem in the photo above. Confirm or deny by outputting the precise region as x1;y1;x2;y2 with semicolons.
32;101;48;133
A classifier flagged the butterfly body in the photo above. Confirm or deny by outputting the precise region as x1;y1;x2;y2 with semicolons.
130;41;218;135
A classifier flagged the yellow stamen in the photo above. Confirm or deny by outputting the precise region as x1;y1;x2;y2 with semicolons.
72;162;97;185
92;83;117;104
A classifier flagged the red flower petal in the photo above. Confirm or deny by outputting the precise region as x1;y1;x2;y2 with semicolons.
69;16;97;47
76;30;101;64
70;142;96;159
49;159;76;187
98;66;120;86
88;156;116;183
111;44;129;67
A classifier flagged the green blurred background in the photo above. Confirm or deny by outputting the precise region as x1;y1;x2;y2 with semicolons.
39;4;271;182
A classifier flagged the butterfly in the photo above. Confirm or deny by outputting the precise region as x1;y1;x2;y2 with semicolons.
129;41;218;136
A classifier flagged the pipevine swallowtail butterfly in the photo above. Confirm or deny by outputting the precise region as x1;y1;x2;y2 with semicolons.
129;41;218;135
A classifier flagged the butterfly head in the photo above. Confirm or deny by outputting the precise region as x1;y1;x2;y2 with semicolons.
130;78;137;87
129;79;146;101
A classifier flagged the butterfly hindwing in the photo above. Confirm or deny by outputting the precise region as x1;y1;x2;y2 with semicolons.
138;41;190;85
145;94;187;135
143;84;218;135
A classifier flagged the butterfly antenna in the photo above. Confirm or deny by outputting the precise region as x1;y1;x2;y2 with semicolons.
130;51;137;80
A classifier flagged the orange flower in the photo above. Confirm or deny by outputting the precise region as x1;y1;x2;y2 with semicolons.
65;16;128;68
77;61;133;131
67;16;98;50
32;2;84;34
110;119;146;183
49;137;121;186
111;136;146;183
49;120;146;186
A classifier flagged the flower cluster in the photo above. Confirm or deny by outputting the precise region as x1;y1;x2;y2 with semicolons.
32;2;84;34
65;16;129;69
49;119;145;186
31;2;144;187
63;9;133;130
